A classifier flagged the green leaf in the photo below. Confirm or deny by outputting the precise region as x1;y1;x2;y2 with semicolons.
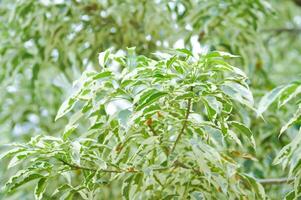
8;151;32;169
273;142;294;166
280;107;301;137
190;191;204;200
7;173;44;192
210;61;246;77
122;175;133;200
166;55;177;68
257;85;290;116
241;174;266;199
284;190;296;200
205;51;239;59
98;49;110;68
229;121;255;148
278;83;301;107
0;148;26;160
52;184;73;197
202;97;219;120
63;124;78;140
134;89;167;111
126;47;137;70
221;82;253;108
93;71;112;80
228;130;242;147
55;98;77;121
176;48;193;57
34;178;48;200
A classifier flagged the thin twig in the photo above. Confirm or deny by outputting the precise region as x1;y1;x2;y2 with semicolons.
148;124;170;155
170;86;194;154
59;158;295;186
58;158;172;174
257;177;295;185
153;174;164;187
148;124;158;136
263;28;301;34
58;159;122;173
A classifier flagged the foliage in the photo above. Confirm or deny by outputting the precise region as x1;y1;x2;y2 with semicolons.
257;81;301;199
1;49;266;199
1;0;301;199
0;0;271;143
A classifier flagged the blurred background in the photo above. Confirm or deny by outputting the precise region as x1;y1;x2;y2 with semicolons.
0;0;301;199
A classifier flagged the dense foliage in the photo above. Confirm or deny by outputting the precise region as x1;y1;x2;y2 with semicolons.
2;49;265;199
1;0;301;199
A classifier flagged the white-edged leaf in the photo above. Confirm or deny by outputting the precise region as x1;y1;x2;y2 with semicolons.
257;85;290;116
206;51;239;58
0;147;26;160
6;172;44;192
241;174;266;199
34;178;48;200
8;151;32;169
221;82;254;108
278;83;301;107
228;130;242;147
280;107;301;137
229;121;255;148
98;49;110;68
55;97;77;121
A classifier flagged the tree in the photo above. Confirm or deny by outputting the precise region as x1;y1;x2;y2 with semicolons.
1;0;301;199
1;49;265;199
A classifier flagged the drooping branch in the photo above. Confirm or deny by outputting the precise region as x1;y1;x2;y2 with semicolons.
257;177;295;185
263;28;301;34
58;158;171;174
58;158;122;173
59;157;296;186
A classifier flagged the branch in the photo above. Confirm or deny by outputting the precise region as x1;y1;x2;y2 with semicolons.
263;28;301;34
58;159;122;173
58;158;171;174
170;86;194;154
148;124;170;155
58;158;296;186
257;177;295;185
148;124;158;136
294;0;301;7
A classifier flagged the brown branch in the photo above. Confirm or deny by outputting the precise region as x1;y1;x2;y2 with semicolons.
257;177;295;185
58;159;122;173
170;86;194;154
58;158;173;174
148;124;158;136
59;158;296;186
148;124;170;155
